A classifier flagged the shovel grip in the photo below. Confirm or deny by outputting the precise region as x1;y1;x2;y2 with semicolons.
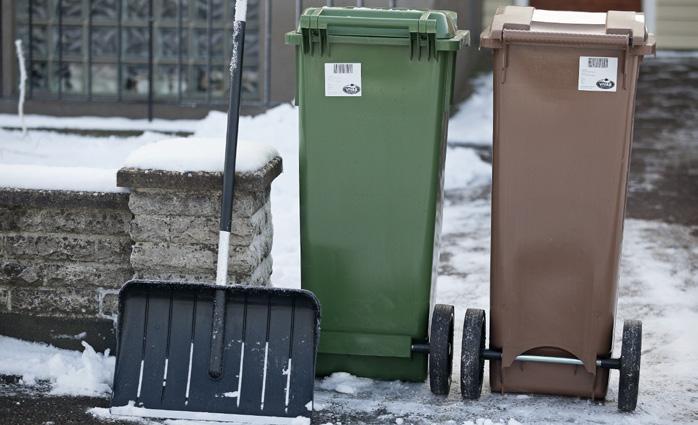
209;289;227;379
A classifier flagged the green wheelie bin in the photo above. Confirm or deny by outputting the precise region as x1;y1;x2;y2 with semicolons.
286;7;468;394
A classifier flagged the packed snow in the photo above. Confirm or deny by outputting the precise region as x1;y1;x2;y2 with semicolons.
0;129;165;192
0;73;696;424
447;74;493;146
0;113;198;133
123;137;278;174
0;337;114;397
0;125;279;192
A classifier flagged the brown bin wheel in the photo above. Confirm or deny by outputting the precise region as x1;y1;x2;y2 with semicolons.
618;319;642;412
429;304;454;395
461;308;485;400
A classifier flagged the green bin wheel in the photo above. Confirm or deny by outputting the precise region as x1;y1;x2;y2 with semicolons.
618;319;642;412
461;308;486;400
429;304;454;395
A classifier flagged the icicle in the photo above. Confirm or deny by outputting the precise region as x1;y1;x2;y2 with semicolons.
15;39;28;137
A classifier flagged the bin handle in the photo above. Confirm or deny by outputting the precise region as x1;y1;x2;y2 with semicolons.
315;16;429;34
502;29;629;47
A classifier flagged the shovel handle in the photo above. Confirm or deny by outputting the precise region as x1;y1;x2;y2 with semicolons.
210;1;247;379
216;8;247;287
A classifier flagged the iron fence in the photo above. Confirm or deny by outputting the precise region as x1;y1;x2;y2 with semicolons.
8;0;408;120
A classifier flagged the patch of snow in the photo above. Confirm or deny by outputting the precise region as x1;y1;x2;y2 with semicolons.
0;164;126;192
110;401;310;424
53;331;88;341
447;74;494;146
123;137;278;174
654;50;698;58
443;147;491;191
88;407;152;424
462;420;521;425
312;401;327;411
0;337;114;397
0;114;199;133
317;373;376;395
0;128;162;191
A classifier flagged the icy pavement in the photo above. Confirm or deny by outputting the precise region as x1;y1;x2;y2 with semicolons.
1;56;697;424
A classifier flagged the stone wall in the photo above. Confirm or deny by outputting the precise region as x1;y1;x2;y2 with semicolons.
0;157;281;351
117;158;281;286
0;189;132;351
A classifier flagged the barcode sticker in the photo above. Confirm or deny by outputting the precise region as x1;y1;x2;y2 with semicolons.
325;63;362;97
588;57;609;68
578;56;618;92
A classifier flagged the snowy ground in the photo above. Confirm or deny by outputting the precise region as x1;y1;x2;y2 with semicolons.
1;58;697;424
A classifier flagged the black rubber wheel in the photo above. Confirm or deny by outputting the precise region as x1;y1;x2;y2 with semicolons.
429;304;454;395
618;319;642;412
461;308;486;400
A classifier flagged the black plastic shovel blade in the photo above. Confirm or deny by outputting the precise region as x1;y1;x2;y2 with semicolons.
110;280;320;423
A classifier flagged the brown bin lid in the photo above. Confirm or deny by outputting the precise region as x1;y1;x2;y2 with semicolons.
481;6;655;55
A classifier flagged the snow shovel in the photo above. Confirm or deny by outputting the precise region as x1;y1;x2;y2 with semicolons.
110;3;321;422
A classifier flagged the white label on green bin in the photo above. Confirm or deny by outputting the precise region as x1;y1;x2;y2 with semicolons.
325;63;362;97
578;56;618;92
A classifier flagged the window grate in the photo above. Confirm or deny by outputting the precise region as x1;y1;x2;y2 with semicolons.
13;0;263;119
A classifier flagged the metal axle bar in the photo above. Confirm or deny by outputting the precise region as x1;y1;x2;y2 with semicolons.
411;343;430;354
482;349;620;370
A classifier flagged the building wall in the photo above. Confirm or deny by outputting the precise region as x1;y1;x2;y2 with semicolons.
0;1;483;118
481;0;698;50
655;0;698;50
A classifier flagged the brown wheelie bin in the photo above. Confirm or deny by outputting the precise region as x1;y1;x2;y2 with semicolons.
459;7;655;412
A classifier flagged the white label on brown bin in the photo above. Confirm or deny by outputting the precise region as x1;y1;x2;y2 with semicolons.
325;63;362;97
578;56;618;92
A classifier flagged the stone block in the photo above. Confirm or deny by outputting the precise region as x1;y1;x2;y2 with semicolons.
127;188;269;219
0;233;131;264
0;287;10;313
0;188;129;210
0;261;133;289
116;157;282;193
0;207;130;235
99;290;120;318
130;201;269;245
11;287;100;316
130;225;272;277
133;254;273;286
247;254;273;286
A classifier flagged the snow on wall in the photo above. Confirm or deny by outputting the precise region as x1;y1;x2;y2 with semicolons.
0;164;127;192
123;137;278;174
0;126;278;192
0;128;162;192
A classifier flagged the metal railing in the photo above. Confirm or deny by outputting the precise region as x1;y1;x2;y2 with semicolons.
9;0;406;120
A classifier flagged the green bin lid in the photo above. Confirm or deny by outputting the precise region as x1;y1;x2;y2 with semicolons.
296;7;459;39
